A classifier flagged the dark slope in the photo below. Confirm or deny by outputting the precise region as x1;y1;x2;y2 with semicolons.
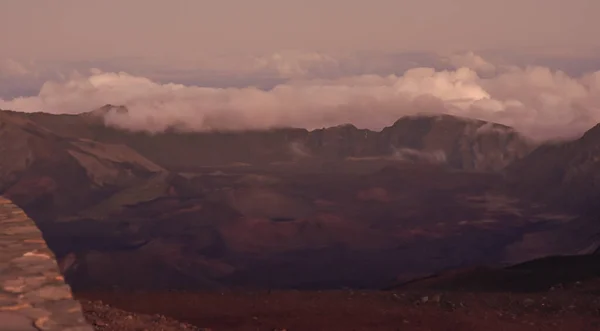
390;254;600;293
388;125;600;293
508;124;600;214
0;110;169;220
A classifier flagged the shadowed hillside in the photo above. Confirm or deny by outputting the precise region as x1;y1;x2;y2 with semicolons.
0;110;181;223
508;123;600;214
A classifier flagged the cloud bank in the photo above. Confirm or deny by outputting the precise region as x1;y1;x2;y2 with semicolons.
2;52;600;141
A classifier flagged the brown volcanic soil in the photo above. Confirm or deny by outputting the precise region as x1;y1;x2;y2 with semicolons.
75;253;600;330
76;252;600;330
80;300;201;331
77;288;600;331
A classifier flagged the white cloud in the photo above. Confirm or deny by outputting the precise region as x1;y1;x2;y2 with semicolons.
2;53;600;141
444;51;496;74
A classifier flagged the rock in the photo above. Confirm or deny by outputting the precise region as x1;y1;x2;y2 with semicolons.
0;311;37;330
551;284;564;291
420;296;429;303
92;320;107;326
0;292;20;306
2;225;40;235
2;276;48;293
441;300;456;311
523;298;535;307
37;299;83;314
34;316;58;331
17;307;52;320
0;199;92;330
25;285;73;302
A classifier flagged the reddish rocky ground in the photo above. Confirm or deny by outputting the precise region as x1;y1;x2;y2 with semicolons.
78;287;600;331
80;300;202;331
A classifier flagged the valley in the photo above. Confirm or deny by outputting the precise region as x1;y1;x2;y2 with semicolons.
2;106;600;329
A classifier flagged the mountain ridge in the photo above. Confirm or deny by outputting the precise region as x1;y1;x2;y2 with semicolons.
2;105;535;172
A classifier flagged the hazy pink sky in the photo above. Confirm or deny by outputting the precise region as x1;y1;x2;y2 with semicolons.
3;1;600;141
1;0;599;61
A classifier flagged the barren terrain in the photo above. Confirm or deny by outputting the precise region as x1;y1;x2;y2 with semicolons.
2;107;600;330
78;286;600;331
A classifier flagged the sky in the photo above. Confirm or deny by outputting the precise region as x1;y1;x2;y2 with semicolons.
1;1;600;141
2;0;599;59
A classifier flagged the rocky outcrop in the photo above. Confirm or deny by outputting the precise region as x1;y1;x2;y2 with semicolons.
378;115;532;171
0;196;93;331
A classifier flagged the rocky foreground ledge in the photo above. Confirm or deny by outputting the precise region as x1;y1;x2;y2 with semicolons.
0;196;93;331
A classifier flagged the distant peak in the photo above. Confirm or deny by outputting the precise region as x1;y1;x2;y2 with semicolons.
390;113;508;129
84;104;129;118
580;122;600;142
331;123;358;130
